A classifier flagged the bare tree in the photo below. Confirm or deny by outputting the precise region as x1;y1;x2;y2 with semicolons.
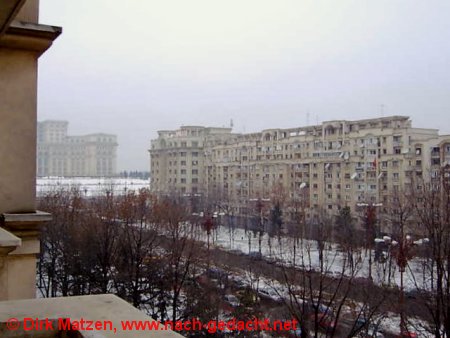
38;188;87;297
114;189;160;308
153;197;199;323
411;166;450;337
84;191;121;294
278;211;385;337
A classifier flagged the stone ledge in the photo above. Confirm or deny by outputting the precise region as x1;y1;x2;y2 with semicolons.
7;20;62;40
1;211;52;232
0;228;21;255
0;294;183;337
0;20;61;55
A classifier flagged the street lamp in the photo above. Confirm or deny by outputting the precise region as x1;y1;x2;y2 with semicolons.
357;202;383;281
249;197;270;254
375;234;429;336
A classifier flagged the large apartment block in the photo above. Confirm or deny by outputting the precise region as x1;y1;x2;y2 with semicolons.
150;126;234;195
37;120;118;177
150;116;450;219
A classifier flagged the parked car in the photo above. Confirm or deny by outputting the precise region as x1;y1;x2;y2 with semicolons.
258;288;284;303
248;251;263;260
224;294;240;307
357;325;384;338
309;312;336;332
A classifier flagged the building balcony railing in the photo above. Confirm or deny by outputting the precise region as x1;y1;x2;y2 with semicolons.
0;294;182;337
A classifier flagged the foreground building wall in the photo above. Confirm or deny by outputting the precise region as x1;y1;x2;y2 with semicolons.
0;0;60;300
150;117;449;221
37;120;118;177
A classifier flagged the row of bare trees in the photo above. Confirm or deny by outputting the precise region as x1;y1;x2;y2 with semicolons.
271;166;450;337
38;188;202;325
37;165;450;337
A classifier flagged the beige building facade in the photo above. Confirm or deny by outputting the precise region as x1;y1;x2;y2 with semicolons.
37;120;118;177
150;126;234;196
150;117;450;220
0;0;60;300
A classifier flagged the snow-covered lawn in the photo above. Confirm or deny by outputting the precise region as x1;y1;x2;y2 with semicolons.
37;177;149;197
195;225;433;293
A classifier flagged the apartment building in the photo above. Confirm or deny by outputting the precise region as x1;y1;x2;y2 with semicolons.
37;120;118;177
150;117;450;220
150;126;234;195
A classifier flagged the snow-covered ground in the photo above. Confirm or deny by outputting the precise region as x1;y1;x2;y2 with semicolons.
37;177;150;197
195;225;432;293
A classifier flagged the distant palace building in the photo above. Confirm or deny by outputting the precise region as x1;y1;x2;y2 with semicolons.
37;120;118;177
150;116;450;220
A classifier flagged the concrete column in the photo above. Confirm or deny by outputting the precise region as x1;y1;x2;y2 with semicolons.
0;211;51;300
0;227;21;300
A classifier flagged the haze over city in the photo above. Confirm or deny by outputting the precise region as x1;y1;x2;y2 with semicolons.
38;0;450;171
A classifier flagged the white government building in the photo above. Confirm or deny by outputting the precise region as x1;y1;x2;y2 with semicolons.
37;120;118;177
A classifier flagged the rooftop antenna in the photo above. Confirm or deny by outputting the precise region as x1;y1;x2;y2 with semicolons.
230;119;234;129
380;104;385;117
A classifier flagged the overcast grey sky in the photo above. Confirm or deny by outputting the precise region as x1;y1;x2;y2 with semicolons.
38;0;450;171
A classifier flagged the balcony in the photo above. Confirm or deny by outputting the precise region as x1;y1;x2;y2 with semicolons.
0;294;182;337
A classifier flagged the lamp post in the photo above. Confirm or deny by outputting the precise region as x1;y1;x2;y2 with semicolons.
357;202;383;281
375;234;429;336
292;182;307;266
249;197;270;254
203;212;214;268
